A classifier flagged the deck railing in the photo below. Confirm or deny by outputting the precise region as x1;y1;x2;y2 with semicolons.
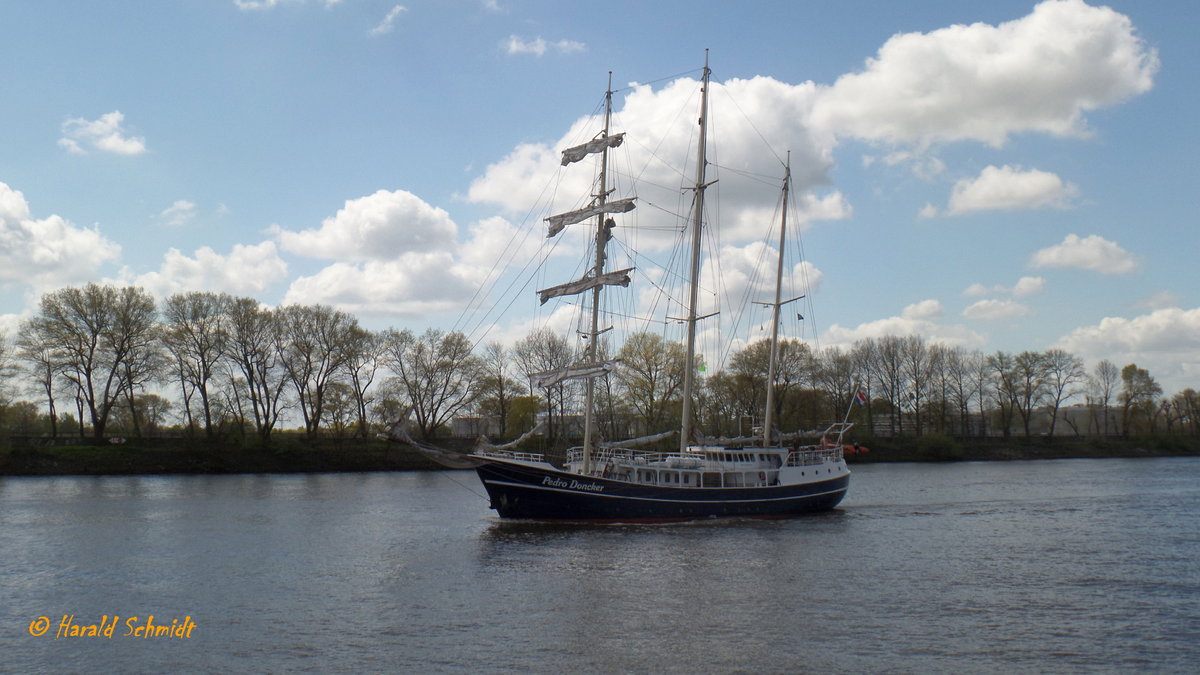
785;446;843;466
476;449;546;463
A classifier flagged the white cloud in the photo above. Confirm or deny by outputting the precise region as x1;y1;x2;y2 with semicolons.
234;0;341;9
918;203;940;219
503;36;586;57
822;307;985;349
1056;307;1200;393
369;5;406;36
468;75;832;250
1136;290;1181;311
809;0;1158;147
902;299;943;320
879;151;946;180
280;253;480;317
964;275;1045;298
0;181;121;291
119;242;288;299
963;298;1030;320
272;189;457;261
946;165;1078;215
160;200;197;227
1031;233;1135;274
59;111;146;156
1012;276;1045;297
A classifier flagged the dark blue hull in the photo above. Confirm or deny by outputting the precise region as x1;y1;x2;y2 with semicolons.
475;458;848;522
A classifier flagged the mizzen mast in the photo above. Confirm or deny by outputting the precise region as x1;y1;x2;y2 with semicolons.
761;156;798;447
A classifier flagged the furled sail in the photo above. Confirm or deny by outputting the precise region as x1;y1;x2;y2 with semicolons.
473;422;545;453
529;359;620;389
538;267;633;305
545;197;636;237
600;429;678;449
560;133;625;166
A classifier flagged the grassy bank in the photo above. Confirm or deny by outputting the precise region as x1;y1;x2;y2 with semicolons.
0;437;451;476
844;433;1200;463
1;434;1197;477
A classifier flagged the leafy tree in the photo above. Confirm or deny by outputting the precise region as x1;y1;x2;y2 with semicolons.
616;332;686;435
506;395;541;437
1120;363;1162;436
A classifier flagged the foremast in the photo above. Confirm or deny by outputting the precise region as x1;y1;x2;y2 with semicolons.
679;52;712;453
581;75;616;475
536;72;633;476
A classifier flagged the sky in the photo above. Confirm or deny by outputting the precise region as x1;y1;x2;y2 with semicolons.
1;0;1197;394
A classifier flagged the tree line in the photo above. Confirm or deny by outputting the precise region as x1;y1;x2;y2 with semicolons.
0;283;1197;445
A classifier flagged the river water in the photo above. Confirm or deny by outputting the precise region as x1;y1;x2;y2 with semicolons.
2;458;1198;673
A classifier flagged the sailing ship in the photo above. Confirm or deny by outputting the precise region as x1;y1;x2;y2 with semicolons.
464;56;854;522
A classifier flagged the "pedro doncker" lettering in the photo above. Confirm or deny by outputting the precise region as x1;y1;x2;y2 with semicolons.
541;476;604;492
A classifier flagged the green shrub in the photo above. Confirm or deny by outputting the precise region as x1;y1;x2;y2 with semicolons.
915;432;963;461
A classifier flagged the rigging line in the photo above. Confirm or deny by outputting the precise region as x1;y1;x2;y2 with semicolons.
714;84;787;169
464;230;568;351
609;66;705;96
787;187;821;352
707;162;780;187
438;467;489;501
556;298;671;327
452;159;569;338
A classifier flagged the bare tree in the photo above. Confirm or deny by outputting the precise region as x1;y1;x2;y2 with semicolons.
1043;349;1086;436
476;341;521;439
988;351;1019;439
943;346;980;437
276;304;359;439
226;297;289;444
901;335;933;436
25;284;157;439
160;291;231;438
1089;360;1120;436
875;336;907;435
1012;351;1048;438
342;326;382;439
513;328;575;443
15;323;60;437
383;328;484;440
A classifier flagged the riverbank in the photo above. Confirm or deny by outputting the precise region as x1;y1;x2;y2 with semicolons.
2;434;1198;476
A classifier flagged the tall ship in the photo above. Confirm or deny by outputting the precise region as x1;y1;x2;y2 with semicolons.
461;55;853;522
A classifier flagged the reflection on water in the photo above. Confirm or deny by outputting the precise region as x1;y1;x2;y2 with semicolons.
2;458;1198;673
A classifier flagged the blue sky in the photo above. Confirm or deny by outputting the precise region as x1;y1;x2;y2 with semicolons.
1;0;1197;392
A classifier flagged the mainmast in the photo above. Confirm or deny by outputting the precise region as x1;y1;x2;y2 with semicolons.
679;53;712;453
581;73;615;474
762;157;792;447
